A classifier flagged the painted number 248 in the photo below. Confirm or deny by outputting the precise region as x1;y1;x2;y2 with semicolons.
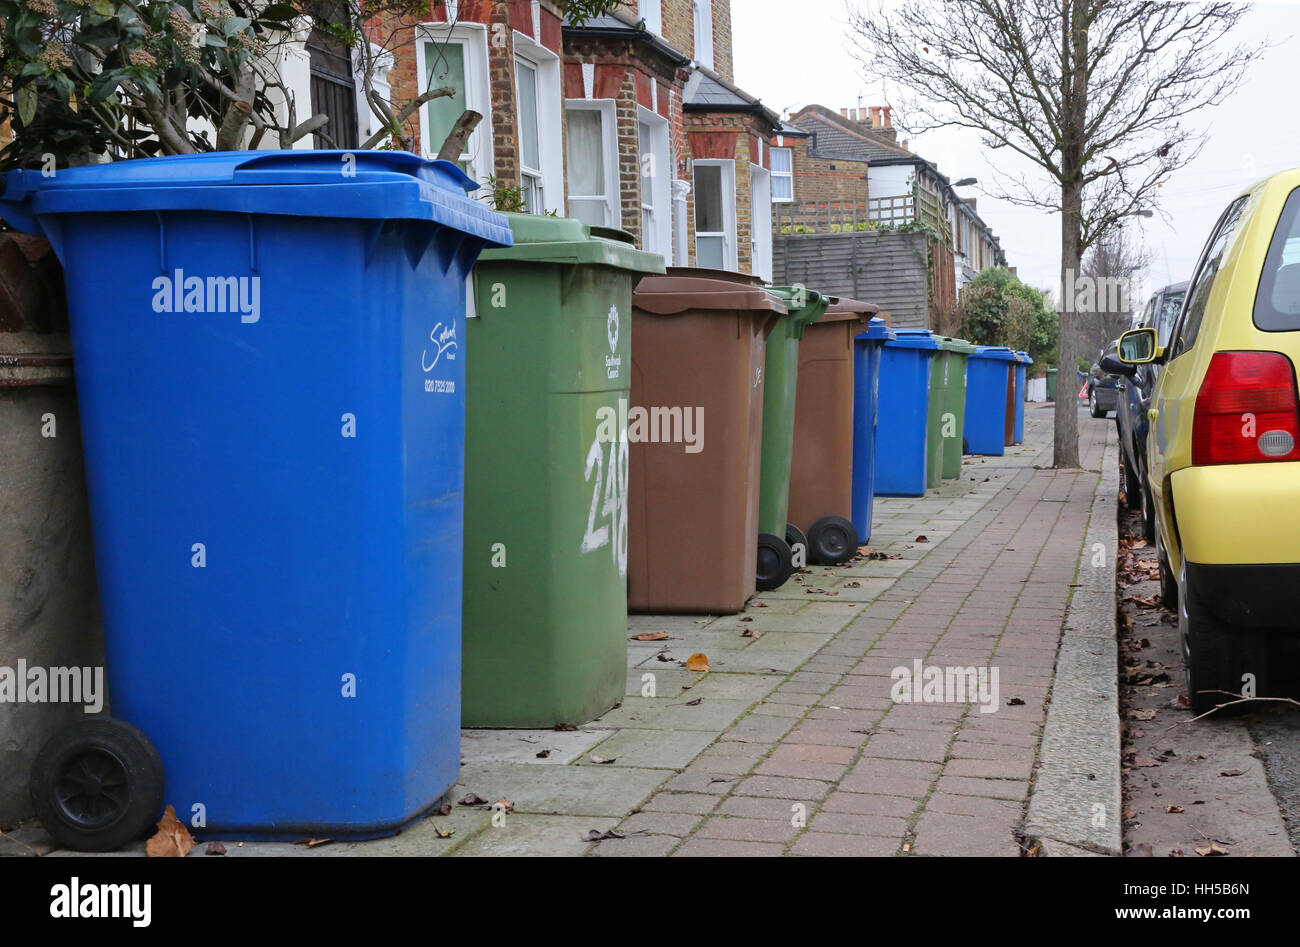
581;434;629;576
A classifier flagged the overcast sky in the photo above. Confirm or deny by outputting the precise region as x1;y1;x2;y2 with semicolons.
733;0;1300;298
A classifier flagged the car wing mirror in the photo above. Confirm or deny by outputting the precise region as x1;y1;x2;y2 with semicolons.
1099;351;1136;376
1118;327;1163;365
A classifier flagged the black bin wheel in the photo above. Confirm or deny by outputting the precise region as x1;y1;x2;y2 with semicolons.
756;532;794;591
30;717;165;852
808;515;860;566
785;523;809;568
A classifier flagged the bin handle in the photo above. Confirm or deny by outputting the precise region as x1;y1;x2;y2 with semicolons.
585;225;636;246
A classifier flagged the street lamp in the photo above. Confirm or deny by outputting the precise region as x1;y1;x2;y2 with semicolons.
1131;209;1153;218
952;177;978;187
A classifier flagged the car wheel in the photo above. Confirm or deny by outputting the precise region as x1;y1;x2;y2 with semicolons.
1089;388;1106;418
1155;519;1178;609
1120;451;1142;510
1179;564;1270;716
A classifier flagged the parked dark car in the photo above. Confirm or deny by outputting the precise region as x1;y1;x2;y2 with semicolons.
1087;341;1123;417
1110;280;1187;541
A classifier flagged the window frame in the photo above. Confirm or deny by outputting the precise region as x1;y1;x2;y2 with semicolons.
565;99;619;227
415;24;492;188
693;158;737;271
770;146;793;204
749;162;773;281
512;30;563;216
638;0;662;35
693;0;714;70
636;107;672;257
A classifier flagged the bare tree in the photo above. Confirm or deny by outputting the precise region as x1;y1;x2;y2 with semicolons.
1079;225;1151;357
846;0;1266;467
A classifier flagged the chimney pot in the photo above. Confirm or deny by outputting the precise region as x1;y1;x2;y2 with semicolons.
883;106;892;128
902;140;910;152
869;106;882;128
840;108;849;118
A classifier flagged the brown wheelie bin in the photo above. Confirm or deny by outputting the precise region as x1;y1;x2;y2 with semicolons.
628;269;786;614
787;296;877;566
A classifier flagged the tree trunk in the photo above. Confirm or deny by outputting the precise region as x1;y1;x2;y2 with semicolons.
1052;0;1088;470
1054;175;1083;469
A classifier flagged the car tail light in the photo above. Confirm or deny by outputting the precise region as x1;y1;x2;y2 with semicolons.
1192;351;1300;465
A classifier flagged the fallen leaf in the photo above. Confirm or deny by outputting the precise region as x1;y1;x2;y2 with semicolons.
630;631;669;641
584;829;625;842
433;823;453;839
1195;842;1230;856
535;749;551;759
1219;769;1244;778
554;722;579;731
753;601;768;607
492;800;515;813
459;793;488;806
684;698;703;706
684;653;711;672
740;627;762;639
292;837;333;848
1127;708;1157;721
915;535;929;543
1131;756;1160;768
204;842;226;856
1129;842;1154;857
437;804;452;816
146;806;195;858
590;756;616;765
1006;697;1025;706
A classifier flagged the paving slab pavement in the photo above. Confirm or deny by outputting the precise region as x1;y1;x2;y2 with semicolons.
7;405;1116;859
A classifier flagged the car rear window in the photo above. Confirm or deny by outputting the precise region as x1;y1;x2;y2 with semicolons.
1255;186;1300;331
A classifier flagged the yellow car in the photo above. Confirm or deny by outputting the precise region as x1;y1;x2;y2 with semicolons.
1115;168;1300;714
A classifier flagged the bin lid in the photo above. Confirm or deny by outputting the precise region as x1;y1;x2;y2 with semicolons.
634;267;788;316
973;345;1018;361
767;285;831;337
886;328;942;351
0;150;514;248
1015;350;1034;364
822;294;880;326
856;316;896;343
477;213;665;274
937;335;978;354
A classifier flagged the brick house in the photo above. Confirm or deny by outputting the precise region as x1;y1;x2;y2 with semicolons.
786;103;1008;289
362;0;779;277
562;1;781;277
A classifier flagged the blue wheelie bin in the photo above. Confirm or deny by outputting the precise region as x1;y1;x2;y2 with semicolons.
875;329;941;497
1013;351;1033;444
1;152;513;850
851;317;896;543
964;345;1018;456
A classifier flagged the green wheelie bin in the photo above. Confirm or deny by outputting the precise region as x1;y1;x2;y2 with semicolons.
463;215;664;728
757;285;829;590
936;336;976;480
